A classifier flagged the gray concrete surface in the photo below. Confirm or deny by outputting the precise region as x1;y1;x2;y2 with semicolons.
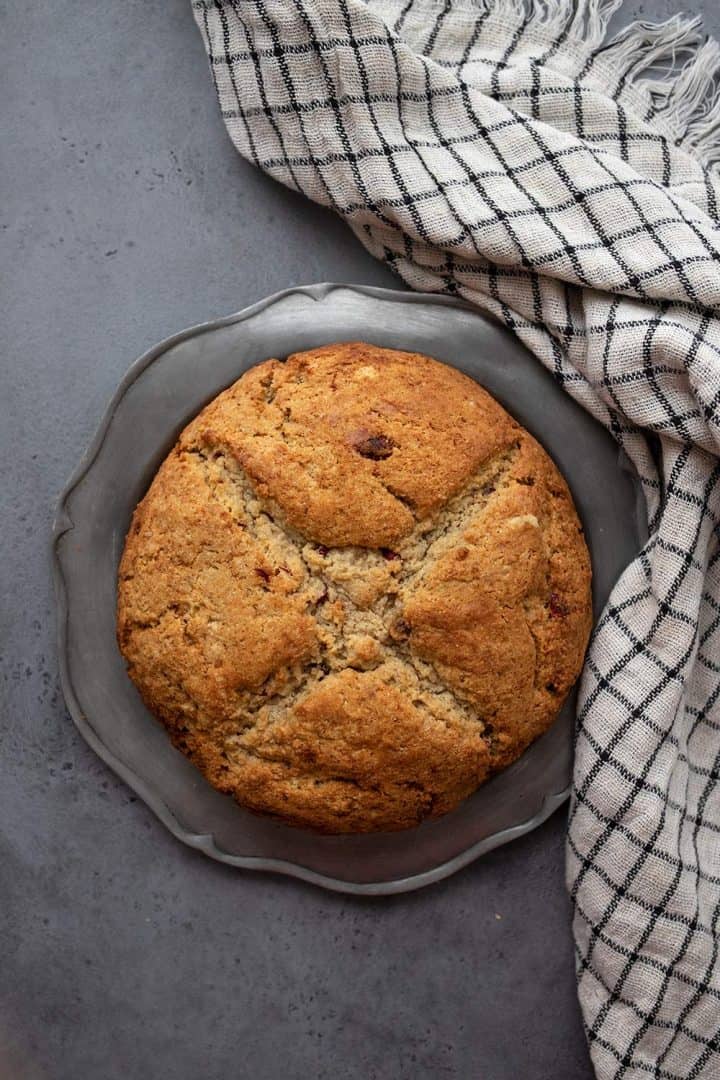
3;1;715;1078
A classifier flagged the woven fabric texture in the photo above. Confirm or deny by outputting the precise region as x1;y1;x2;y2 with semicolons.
191;1;720;1074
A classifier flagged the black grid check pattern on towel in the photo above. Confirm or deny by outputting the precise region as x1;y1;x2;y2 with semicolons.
191;1;720;1074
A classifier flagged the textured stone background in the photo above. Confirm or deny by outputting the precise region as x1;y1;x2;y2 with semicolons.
3;2;715;1077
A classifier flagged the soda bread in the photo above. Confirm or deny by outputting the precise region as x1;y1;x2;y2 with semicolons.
117;343;592;832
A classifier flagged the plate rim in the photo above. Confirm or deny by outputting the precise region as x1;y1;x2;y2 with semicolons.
52;281;618;895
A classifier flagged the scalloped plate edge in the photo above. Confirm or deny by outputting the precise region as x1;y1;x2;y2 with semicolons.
53;283;580;895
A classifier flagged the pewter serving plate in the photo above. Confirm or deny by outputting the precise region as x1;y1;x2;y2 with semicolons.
54;284;646;895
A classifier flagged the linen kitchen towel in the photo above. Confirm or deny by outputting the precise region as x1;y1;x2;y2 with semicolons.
192;1;720;1075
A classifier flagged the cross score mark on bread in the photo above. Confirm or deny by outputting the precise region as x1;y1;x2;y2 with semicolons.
117;343;592;833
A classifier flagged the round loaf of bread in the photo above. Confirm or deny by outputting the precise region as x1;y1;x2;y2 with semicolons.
117;342;592;833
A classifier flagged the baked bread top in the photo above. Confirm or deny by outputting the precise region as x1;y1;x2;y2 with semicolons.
117;342;592;833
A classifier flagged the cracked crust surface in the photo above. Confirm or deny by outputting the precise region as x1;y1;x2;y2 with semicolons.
117;342;592;833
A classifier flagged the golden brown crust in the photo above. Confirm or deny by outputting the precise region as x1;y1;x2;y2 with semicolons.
117;342;592;833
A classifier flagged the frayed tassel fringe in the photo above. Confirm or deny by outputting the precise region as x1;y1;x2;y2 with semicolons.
465;0;720;175
490;0;625;51
601;12;720;172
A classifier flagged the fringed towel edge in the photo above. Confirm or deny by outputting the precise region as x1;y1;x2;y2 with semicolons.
389;0;720;177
